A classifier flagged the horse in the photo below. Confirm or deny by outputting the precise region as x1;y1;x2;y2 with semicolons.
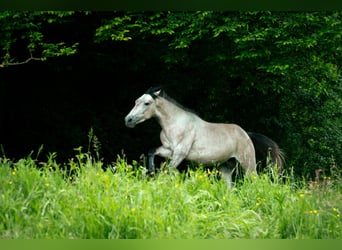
125;86;284;187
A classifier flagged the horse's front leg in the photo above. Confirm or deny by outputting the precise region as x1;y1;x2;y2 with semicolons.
168;131;195;169
148;146;172;174
168;149;187;169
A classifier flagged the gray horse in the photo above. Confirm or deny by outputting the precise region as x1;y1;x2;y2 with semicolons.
125;87;284;187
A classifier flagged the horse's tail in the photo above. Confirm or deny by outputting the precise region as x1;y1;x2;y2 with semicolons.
248;132;285;175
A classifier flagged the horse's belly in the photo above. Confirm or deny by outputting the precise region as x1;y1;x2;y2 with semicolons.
186;146;234;164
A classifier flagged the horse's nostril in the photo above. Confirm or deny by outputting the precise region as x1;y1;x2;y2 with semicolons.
125;116;135;128
125;116;133;124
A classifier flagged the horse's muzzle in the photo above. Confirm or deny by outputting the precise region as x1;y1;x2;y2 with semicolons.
125;116;136;128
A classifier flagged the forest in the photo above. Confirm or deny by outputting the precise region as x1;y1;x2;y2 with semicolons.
0;11;341;179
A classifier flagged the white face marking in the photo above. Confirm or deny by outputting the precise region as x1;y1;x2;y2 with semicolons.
125;94;156;128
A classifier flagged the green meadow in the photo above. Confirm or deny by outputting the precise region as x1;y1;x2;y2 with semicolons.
0;150;341;239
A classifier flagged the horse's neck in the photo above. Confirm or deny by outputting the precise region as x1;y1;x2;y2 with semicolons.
155;98;189;129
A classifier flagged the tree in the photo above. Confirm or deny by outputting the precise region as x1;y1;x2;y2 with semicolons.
1;11;341;178
0;11;79;68
94;11;342;176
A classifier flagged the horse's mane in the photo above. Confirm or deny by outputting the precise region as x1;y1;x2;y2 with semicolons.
145;86;197;115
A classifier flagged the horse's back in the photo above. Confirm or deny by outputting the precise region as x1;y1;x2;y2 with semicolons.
201;122;251;145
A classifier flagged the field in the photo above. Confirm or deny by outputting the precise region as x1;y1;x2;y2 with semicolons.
0;150;341;239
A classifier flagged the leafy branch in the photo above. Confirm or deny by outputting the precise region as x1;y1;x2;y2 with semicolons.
0;53;42;68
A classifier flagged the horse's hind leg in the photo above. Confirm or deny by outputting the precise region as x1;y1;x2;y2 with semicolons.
236;143;257;176
220;166;234;189
238;156;257;176
220;159;239;189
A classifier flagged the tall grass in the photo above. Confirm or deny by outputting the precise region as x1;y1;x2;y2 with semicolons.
0;151;341;239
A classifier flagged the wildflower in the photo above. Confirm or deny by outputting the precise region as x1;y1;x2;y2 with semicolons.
131;208;136;213
8;181;13;185
175;184;180;189
299;193;305;198
309;210;318;214
333;207;340;217
12;171;16;175
256;202;260;207
45;183;49;187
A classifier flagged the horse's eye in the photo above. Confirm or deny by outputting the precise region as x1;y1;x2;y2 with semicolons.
144;102;150;106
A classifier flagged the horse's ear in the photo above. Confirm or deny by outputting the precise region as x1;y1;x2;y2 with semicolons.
153;89;162;97
146;86;163;98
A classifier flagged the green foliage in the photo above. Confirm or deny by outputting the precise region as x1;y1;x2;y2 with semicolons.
0;153;341;239
94;11;342;176
0;11;78;67
94;15;136;42
0;11;341;178
87;127;102;161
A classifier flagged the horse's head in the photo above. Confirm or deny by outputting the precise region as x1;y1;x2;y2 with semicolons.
125;87;162;128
